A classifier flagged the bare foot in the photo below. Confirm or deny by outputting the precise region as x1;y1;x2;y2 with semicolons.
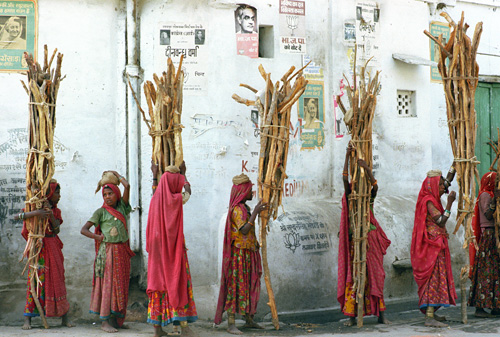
61;314;75;327
227;323;243;335
491;309;500;316
378;312;391;324
433;313;446;322
101;321;118;333
180;325;198;337
475;308;496;318
243;320;264;329
22;316;31;330
424;317;448;327
154;325;168;337
343;317;356;327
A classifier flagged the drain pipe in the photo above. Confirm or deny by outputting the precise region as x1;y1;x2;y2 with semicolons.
125;0;142;252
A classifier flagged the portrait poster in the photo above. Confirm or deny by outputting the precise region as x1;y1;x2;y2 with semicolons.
0;0;37;73
297;81;325;150
155;22;208;95
234;4;258;58
429;21;450;83
355;1;379;64
279;0;306;54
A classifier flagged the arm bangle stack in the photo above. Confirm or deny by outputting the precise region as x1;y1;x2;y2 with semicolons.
372;180;378;186
19;212;25;220
443;209;451;217
152;185;157;190
247;221;254;226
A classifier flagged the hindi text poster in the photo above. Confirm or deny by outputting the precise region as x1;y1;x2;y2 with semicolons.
279;0;306;54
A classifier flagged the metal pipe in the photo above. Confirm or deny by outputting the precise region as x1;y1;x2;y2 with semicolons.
125;0;142;252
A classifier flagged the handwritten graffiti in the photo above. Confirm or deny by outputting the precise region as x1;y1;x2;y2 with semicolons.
190;114;244;137
284;179;308;197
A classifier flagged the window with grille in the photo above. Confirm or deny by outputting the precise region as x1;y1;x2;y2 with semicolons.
397;90;416;117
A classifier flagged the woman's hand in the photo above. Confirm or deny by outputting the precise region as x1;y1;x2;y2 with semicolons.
357;159;369;170
95;234;104;242
151;161;159;176
109;170;120;178
179;161;187;176
447;191;456;204
254;200;268;214
346;143;354;157
34;209;52;219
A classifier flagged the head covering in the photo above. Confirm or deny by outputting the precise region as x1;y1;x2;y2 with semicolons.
411;175;456;302
46;179;60;204
165;165;180;174
214;176;253;324
469;171;497;277
427;170;442;178
146;171;187;308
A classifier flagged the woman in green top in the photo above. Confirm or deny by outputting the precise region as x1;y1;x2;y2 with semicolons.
81;171;135;333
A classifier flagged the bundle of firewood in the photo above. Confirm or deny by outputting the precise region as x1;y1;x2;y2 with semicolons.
20;45;64;329
487;131;500;251
336;50;380;328
233;64;308;330
424;12;482;324
129;57;184;179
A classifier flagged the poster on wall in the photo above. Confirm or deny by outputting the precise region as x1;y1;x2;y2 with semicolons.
155;22;208;96
0;0;37;73
429;21;450;83
298;81;325;150
234;4;258;58
355;1;379;64
279;0;306;54
302;55;323;80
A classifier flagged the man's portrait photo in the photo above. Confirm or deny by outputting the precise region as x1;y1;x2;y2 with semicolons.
235;5;257;34
194;29;205;45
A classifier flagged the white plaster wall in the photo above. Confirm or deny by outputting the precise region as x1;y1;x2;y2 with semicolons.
1;0;499;324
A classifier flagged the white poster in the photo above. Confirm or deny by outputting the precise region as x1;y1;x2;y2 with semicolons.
155;23;207;96
279;0;306;54
355;1;379;64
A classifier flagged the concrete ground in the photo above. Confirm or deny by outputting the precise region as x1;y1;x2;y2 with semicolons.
2;303;500;336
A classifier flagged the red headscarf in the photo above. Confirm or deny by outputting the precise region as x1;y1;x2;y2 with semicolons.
146;171;187;308
469;171;497;277
411;176;456;301
214;180;252;324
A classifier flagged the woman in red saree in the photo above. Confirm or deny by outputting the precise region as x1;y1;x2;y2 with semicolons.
147;162;197;337
411;169;457;327
337;145;391;326
214;173;267;335
18;179;72;330
468;171;500;317
81;171;134;333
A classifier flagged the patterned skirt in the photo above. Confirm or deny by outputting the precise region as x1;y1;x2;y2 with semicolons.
223;246;262;317
147;251;198;326
24;237;69;317
90;242;133;327
468;229;500;309
419;249;454;311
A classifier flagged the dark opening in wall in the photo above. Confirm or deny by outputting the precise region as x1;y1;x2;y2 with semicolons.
259;26;274;58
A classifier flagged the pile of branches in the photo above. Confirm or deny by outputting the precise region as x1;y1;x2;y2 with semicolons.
20;45;64;329
233;64;308;330
129;56;185;178
425;12;482;324
336;52;380;328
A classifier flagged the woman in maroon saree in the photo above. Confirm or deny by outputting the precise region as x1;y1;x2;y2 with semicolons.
411;169;457;327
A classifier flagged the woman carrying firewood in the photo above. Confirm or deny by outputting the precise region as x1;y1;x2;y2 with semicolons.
468;172;500;317
146;162;198;337
81;171;134;333
337;144;391;326
214;173;267;335
17;179;73;330
411;167;457;327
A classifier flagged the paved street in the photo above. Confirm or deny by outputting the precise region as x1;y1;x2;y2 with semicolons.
2;303;500;336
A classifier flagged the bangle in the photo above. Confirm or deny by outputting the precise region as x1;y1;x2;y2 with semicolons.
490;203;496;210
372;180;377;186
444;209;451;217
247;221;254;226
184;181;190;186
19;212;24;220
342;172;348;177
153;178;157;181
152;185;157;190
449;166;456;174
